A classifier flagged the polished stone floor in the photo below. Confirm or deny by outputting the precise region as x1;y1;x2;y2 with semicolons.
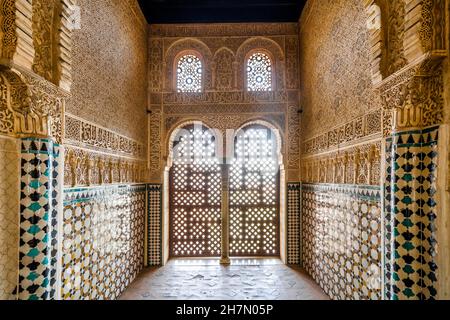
119;258;328;300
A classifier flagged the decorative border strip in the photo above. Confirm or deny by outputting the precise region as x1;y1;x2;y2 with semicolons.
387;125;440;146
302;183;382;201
147;184;162;266
150;22;299;38
301;141;382;186
163;103;287;115
287;183;301;265
0;135;20;300
64;114;146;160
63;184;147;205
158;91;288;106
302;109;382;156
64;146;147;188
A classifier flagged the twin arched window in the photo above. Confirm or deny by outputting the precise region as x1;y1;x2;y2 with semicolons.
176;51;273;93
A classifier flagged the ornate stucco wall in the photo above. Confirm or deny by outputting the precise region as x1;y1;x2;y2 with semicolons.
63;0;148;188
147;23;301;183
60;0;149;300
1;0;73;300
147;23;302;266
67;0;148;145
298;0;383;300
299;0;448;300
299;0;381;142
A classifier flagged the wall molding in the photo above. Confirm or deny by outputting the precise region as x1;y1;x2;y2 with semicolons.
64;113;146;160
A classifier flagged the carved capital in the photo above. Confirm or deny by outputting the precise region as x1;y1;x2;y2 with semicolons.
378;56;445;135
0;67;65;142
365;0;447;85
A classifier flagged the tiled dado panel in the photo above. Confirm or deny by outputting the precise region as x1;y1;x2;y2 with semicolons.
19;138;62;300
62;185;146;300
385;127;439;300
302;184;382;300
147;184;162;266
0;136;20;300
287;183;301;265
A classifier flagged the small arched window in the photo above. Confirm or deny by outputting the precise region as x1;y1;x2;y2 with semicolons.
246;52;272;92
176;54;202;93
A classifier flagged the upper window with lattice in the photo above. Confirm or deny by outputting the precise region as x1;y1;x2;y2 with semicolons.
176;54;202;93
246;52;273;92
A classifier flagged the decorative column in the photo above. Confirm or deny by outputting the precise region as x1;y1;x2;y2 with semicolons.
380;62;444;301
18;138;62;300
1;0;73;300
380;59;444;300
364;0;448;300
0;67;66;300
220;161;231;265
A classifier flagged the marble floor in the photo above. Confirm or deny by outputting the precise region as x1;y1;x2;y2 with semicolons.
119;258;328;300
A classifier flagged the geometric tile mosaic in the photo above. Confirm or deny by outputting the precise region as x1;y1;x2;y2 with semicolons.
18;138;61;300
0;136;20;300
287;183;301;265
147;184;162;266
62;184;146;300
301;183;382;300
384;126;439;300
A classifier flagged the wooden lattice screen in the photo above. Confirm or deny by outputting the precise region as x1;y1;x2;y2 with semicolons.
229;125;280;256
169;125;222;257
169;124;280;258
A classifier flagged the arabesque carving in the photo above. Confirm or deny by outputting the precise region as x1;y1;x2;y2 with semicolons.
0;67;65;143
0;0;17;60
378;57;445;136
303;109;382;155
32;0;61;84
385;0;407;76
165;114;285;138
65;114;146;159
301;142;381;186
150;23;298;38
149;23;300;182
213;48;235;90
149;107;162;180
64;146;147;187
365;0;447;83
160;90;287;105
1;0;73;90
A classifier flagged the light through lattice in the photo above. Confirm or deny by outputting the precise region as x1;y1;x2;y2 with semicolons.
247;52;272;92
230;125;280;256
169;124;221;257
177;54;202;93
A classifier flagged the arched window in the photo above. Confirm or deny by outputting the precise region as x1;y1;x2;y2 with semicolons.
176;54;202;93
246;52;273;91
